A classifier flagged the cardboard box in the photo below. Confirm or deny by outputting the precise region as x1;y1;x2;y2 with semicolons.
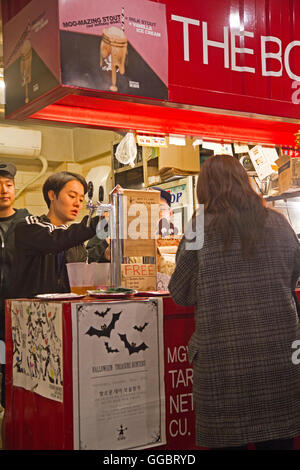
159;137;200;174
277;155;300;193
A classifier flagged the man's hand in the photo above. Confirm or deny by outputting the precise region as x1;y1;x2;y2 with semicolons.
104;237;111;261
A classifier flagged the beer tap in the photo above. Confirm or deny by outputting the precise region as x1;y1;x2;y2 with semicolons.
86;181;96;227
86;182;114;226
96;185;114;215
86;181;119;286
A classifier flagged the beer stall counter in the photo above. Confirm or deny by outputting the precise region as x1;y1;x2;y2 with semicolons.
6;287;300;450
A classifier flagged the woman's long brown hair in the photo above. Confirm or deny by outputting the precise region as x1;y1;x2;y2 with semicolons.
196;154;267;257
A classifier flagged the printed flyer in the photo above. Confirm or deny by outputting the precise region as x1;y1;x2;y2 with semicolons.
11;300;63;402
59;0;168;99
72;299;165;450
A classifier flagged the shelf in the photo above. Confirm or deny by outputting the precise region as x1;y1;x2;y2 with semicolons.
114;162;143;174
265;190;300;201
146;155;159;162
112;145;159;188
160;175;187;183
114;164;144;189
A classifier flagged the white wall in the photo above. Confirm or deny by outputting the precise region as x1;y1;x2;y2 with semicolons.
0;121;118;217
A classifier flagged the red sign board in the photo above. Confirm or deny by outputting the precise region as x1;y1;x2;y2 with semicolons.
164;0;300;119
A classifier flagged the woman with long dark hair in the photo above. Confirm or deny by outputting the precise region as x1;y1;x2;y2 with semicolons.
169;154;300;450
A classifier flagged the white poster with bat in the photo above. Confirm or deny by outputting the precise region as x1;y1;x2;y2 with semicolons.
11;300;63;402
71;299;165;450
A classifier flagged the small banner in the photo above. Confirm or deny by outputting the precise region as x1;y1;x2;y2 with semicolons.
11;300;63;402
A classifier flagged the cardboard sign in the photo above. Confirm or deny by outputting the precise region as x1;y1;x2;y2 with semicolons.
122;189;160;258
121;264;157;290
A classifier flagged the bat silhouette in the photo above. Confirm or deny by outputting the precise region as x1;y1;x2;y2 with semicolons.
94;307;111;318
133;322;148;332
119;333;148;355
86;312;121;338
104;342;119;353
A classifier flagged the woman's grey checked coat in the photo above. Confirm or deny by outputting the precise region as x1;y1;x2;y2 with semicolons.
169;208;300;448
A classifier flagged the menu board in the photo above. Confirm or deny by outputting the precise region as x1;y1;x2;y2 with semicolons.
122;189;160;258
59;0;168;100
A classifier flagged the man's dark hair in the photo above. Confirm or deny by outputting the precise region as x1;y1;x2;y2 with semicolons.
0;162;17;180
42;171;88;208
152;187;172;207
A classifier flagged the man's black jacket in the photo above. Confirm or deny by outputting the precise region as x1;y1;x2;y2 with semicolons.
11;214;99;300
0;208;30;341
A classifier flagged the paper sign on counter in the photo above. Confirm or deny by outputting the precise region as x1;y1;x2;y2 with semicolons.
121;264;157;291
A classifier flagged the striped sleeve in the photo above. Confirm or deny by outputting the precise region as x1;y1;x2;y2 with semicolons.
25;215;69;233
15;215;99;255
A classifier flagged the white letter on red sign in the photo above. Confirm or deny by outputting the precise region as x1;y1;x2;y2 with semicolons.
285;41;300;81
171;15;200;62
231;31;255;73
261;36;282;77
202;21;229;68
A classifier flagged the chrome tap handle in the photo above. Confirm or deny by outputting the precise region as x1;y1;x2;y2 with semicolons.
87;181;95;227
87;181;94;201
99;185;104;203
87;208;96;227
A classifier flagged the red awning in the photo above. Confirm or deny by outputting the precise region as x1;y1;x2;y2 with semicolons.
31;94;300;147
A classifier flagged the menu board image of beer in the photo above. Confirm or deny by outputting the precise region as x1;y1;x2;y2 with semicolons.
3;0;61;117
59;0;168;100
